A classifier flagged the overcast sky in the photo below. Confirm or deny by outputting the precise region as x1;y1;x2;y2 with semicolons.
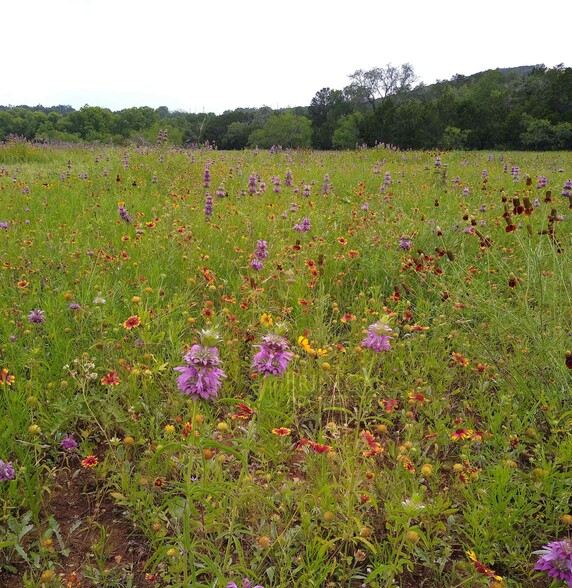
4;0;569;114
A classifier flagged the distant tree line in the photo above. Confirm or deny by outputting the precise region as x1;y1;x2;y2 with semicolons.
1;64;570;150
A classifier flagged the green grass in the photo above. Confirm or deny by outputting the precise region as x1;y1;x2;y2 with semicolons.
0;143;570;587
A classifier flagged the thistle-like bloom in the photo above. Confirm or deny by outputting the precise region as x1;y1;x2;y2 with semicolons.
60;434;78;452
254;240;268;259
252;334;294;376
204;193;213;217
534;540;572;586
0;459;15;482
118;204;132;223
398;236;411;250
174;345;226;401
361;320;393;352
28;309;45;324
294;217;311;232
226;580;264;588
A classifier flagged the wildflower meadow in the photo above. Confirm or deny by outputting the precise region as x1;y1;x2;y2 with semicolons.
0;139;571;587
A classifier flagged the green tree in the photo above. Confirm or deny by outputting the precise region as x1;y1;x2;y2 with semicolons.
248;112;312;148
332;113;363;149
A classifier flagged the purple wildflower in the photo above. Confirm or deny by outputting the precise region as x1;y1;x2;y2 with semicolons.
536;175;548;189
118;205;132;224
322;174;331;195
481;169;488;180
361;320;393;352
252;334;294;377
284;169;293;187
398;237;411;250
294;217;311;232
28;309;45;324
174;344;226;401
60;434;78;452
248;173;258;194
384;171;391;186
204;193;213;217
203;163;211;188
534;540;572;587
303;185;311;198
254;240;268;259
250;259;264;271
0;459;15;482
226;580;264;588
0;221;8;229
68;302;81;310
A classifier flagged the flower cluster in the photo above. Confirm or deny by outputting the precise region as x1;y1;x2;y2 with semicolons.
0;459;15;482
251;239;268;271
361;319;393;352
252;334;294;376
534;540;572;586
175;344;226;401
294;217;311;232
118;204;132;223
28;309;45;324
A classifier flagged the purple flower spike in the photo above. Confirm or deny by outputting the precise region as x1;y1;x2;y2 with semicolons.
252;334;294;377
174;345;226;401
361;320;393;352
534;540;572;587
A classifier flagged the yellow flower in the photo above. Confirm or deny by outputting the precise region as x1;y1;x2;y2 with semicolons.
260;313;273;327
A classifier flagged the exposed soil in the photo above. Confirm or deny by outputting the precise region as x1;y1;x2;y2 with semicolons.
0;464;150;588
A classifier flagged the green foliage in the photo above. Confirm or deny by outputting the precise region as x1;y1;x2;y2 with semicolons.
248;111;312;148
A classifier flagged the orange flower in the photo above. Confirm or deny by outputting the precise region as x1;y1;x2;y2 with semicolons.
272;427;291;436
451;352;468;366
123;315;141;329
81;455;98;468
101;370;121;386
17;280;29;288
1;368;15;386
231;403;255;420
451;428;473;441
408;392;430;404
362;430;383;457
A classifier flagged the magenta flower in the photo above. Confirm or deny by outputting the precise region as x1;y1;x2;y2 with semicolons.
174;345;226;401
0;459;15;482
118;205;132;223
534;540;572;586
252;334;294;376
60;434;78;451
361;320;393;352
28;309;45;324
398;236;411;250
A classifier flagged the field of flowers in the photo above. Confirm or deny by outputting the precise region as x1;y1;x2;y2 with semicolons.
0;140;571;588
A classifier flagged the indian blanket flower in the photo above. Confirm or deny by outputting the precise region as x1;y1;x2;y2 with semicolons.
272;427;291;436
467;551;503;584
361;319;393;352
101;370;121;386
81;455;98;468
174;343;226;401
252;333;294;376
1;368;15;386
0;459;15;482
123;315;141;329
60;434;78;451
28;309;45;324
534;540;572;586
